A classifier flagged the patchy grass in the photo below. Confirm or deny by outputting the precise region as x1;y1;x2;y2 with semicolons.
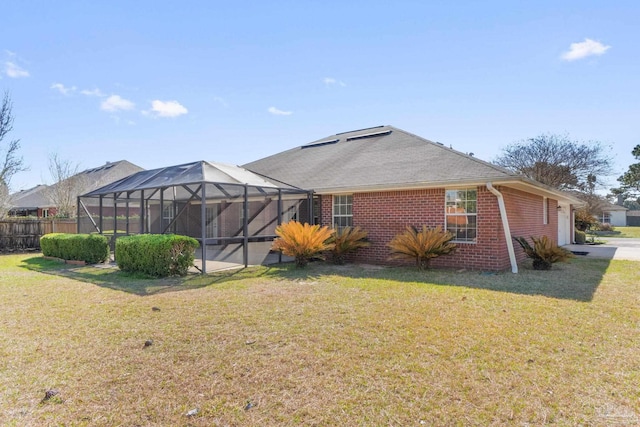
609;226;640;238
1;254;639;426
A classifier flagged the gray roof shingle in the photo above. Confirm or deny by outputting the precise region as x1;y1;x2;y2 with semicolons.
243;125;520;193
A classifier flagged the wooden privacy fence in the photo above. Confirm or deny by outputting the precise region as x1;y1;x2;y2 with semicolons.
0;219;77;251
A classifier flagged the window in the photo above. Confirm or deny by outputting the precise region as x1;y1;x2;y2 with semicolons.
162;203;174;222
162;202;175;232
333;195;353;230
602;212;611;224
282;205;298;223
42;208;49;218
445;189;477;242
543;197;548;225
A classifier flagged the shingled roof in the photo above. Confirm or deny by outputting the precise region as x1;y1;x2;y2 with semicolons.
11;160;144;210
243;125;584;206
244;126;522;192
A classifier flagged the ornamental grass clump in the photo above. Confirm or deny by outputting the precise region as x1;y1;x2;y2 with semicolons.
272;221;334;267
388;226;456;270
513;235;574;270
327;226;370;265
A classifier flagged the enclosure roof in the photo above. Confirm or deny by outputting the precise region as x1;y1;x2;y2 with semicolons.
81;160;304;197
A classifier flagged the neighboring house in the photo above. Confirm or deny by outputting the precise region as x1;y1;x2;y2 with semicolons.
10;160;144;217
7;185;51;217
244;125;583;272
626;210;640;227
598;201;627;227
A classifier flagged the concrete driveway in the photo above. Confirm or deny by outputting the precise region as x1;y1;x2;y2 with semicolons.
563;238;640;261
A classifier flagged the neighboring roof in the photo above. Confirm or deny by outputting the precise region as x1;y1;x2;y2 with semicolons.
9;184;50;210
10;160;144;209
79;160;145;191
82;160;306;199
244;125;582;204
601;201;628;212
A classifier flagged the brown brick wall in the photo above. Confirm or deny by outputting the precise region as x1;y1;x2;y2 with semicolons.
318;186;559;271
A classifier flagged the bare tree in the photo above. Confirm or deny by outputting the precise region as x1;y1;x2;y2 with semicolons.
47;153;86;218
494;134;613;191
0;91;27;217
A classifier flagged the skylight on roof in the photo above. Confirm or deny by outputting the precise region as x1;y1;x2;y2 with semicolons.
346;129;392;141
301;138;339;149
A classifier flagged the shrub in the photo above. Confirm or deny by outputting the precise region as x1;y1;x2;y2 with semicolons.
40;233;109;264
116;234;199;277
388;226;456;270
575;208;597;231
327;226;370;265
271;221;334;268
575;230;586;244
513;235;574;270
597;222;615;232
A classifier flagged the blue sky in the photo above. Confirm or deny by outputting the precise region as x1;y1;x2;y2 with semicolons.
2;1;638;191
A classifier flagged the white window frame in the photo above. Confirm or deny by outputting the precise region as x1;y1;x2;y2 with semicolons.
543;197;548;225
445;188;477;243
332;195;353;230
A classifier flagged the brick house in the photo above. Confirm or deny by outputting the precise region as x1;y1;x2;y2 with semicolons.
244;125;582;272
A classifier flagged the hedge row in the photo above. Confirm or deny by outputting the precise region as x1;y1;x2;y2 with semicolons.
40;233;110;264
115;234;199;277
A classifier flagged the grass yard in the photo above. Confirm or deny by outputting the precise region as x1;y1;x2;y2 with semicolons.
610;226;640;238
1;254;639;426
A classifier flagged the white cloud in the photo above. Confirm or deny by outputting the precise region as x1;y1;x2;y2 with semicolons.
81;88;105;97
50;83;76;95
146;100;188;118
4;61;29;78
561;38;611;61
323;77;346;87
101;95;135;112
268;106;293;116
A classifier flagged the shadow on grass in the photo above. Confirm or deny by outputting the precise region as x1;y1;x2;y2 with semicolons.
258;257;612;302
19;256;271;296
20;255;610;301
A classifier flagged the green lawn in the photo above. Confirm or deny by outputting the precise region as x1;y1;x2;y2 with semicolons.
611;226;640;238
1;254;639;426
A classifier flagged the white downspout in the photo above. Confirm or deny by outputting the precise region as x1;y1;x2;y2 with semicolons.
486;183;518;273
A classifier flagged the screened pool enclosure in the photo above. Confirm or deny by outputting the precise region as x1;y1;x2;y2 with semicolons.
78;161;313;273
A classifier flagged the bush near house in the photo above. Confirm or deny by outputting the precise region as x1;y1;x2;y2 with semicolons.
513;235;574;270
575;208;597;231
327;226;370;265
388;226;456;270
116;234;199;277
272;221;334;268
40;233;109;264
575;230;586;244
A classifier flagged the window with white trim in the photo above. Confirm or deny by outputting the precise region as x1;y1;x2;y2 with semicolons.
333;195;353;230
445;189;477;242
543;197;548;225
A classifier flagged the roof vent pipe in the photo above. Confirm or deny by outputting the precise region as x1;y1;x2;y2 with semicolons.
486;182;518;274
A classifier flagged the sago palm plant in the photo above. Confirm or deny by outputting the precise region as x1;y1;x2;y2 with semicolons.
272;221;335;267
327;226;370;265
513;235;574;270
388;226;456;270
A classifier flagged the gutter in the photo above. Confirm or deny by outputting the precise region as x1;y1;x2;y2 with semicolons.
486;182;518;274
